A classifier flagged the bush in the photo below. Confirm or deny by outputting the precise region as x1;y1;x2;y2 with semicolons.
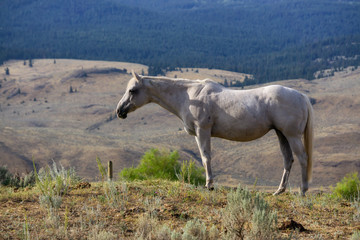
222;185;278;240
119;149;179;181
119;149;205;186
182;218;207;240
34;161;81;210
0;166;35;188
332;172;360;201
0;166;15;186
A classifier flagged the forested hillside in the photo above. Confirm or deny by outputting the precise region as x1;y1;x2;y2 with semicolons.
1;0;359;82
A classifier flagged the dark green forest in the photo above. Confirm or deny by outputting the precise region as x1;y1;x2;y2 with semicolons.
1;0;359;82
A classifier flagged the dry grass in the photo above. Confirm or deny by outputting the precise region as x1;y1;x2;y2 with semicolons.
0;180;359;239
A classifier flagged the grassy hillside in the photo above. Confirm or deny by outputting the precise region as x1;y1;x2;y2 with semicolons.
0;59;360;191
0;0;359;81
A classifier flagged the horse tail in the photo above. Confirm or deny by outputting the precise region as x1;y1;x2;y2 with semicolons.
304;95;314;182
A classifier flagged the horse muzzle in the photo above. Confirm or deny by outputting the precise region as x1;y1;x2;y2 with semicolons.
116;107;128;119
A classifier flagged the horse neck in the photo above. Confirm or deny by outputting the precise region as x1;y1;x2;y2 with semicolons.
144;77;189;118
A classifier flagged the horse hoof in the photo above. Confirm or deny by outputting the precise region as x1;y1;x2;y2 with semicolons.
205;184;214;191
273;188;285;196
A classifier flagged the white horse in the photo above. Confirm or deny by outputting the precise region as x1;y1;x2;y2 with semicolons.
116;71;314;195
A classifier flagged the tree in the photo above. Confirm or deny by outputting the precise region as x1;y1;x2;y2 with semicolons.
148;65;164;76
5;67;9;75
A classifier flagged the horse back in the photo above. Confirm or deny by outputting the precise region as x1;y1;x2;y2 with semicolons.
207;84;309;141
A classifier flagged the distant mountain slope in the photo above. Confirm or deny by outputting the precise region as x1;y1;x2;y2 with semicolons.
0;0;359;81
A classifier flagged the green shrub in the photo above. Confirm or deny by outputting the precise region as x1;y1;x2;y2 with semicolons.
119;148;205;186
119;149;179;181
332;172;360;201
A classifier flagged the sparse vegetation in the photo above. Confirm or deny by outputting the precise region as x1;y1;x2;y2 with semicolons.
103;180;128;210
0;169;359;239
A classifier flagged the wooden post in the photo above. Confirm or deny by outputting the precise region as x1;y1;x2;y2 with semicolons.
108;161;113;181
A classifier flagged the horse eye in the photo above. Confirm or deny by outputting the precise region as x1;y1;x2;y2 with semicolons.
129;89;137;94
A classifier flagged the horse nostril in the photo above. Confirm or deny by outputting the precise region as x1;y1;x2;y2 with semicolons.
116;106;128;119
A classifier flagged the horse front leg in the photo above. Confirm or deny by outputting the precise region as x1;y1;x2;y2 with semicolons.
195;128;213;189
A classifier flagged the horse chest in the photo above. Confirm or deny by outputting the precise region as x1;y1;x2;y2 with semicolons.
184;124;196;136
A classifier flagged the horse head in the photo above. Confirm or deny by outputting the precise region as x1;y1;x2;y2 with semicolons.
116;71;150;119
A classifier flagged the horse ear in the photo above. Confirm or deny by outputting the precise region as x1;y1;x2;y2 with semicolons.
131;70;142;83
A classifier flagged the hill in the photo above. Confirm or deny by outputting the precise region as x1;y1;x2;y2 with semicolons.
1;59;359;190
0;0;359;81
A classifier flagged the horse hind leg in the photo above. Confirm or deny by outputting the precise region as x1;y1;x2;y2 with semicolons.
273;130;294;196
287;136;309;196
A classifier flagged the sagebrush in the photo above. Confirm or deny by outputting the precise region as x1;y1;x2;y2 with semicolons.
0;166;35;188
222;185;278;240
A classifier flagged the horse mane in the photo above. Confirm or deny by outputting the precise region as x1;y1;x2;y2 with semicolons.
141;75;220;88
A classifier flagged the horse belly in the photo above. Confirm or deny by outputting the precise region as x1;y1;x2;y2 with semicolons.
211;120;271;142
